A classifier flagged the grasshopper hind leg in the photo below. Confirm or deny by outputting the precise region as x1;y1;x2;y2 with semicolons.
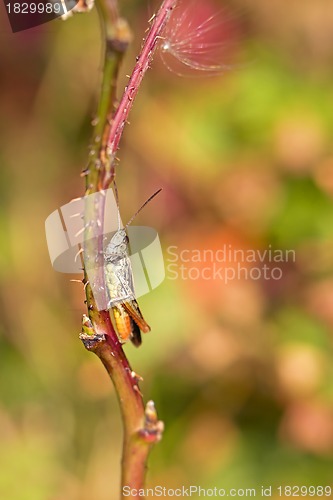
130;319;142;347
123;300;151;334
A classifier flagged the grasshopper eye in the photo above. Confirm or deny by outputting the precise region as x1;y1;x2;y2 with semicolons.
119;243;127;252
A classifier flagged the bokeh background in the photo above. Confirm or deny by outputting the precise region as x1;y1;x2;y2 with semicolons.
1;0;333;498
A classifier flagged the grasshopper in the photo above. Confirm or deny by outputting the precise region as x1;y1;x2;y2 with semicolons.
104;187;161;347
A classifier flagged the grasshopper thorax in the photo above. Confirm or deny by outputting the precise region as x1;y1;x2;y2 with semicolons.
104;229;129;261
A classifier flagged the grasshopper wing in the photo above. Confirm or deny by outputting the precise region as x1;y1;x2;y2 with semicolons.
123;299;151;334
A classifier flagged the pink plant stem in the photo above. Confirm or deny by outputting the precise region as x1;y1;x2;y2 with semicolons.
103;0;178;188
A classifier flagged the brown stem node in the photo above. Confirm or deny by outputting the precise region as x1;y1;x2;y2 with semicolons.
80;332;106;351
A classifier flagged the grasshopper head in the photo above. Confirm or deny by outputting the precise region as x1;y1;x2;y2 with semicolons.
105;229;129;258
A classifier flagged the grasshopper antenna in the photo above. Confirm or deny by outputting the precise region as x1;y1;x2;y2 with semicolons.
113;180;122;231
125;189;162;228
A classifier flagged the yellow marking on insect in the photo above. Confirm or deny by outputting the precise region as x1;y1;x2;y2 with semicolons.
112;304;132;342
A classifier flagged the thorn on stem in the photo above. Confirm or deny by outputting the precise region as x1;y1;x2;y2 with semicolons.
131;370;144;383
75;226;86;238
74;247;84;262
133;384;143;397
138;400;164;444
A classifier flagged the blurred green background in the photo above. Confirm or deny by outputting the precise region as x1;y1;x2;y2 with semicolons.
1;0;333;498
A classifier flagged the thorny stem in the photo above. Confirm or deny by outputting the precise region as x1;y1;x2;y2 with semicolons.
79;0;167;497
102;0;178;188
80;323;163;497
